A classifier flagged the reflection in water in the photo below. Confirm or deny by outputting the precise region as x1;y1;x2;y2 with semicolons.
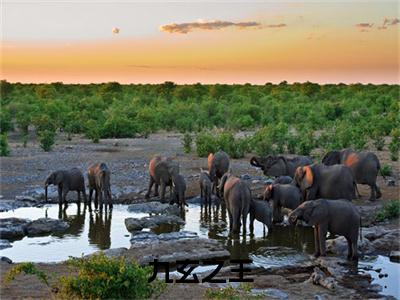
57;204;86;237
88;209;112;249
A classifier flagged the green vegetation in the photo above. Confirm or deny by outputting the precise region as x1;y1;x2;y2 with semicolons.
0;134;10;156
182;132;193;153
59;253;164;300
375;200;400;222
38;130;56;151
1;81;398;156
4;262;49;286
380;164;392;177
389;129;400;161
205;283;262;300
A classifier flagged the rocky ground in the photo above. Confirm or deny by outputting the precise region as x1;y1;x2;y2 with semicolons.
0;132;399;299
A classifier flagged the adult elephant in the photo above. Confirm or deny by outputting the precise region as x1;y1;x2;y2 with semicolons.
45;168;87;207
250;155;312;178
322;149;382;201
208;151;230;195
218;172;251;234
294;164;356;201
87;163;112;210
145;156;180;202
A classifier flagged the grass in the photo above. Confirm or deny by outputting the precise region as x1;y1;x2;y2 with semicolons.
375;200;400;222
204;283;263;300
4;263;49;286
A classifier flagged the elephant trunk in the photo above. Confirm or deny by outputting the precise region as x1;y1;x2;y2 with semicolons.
45;184;48;202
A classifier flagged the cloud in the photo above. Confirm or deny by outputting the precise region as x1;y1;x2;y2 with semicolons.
355;23;374;28
159;20;262;34
265;23;287;28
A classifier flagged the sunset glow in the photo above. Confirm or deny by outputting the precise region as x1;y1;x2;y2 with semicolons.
1;1;399;84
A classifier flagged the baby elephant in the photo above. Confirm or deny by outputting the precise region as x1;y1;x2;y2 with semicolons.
289;199;361;260
45;168;87;206
199;169;212;204
218;173;251;234
171;174;187;208
249;199;273;233
87;163;112;210
264;184;302;223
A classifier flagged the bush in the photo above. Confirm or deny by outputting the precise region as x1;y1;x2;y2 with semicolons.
0;134;10;156
0;110;13;133
380;164;392;177
38;130;56;151
195;131;218;157
296;130;314;156
372;130;385;151
59;253;164;299
4;262;48;286
389;129;400;161
375;200;400;222
182;132;193;153
85;120;101;143
251;127;274;156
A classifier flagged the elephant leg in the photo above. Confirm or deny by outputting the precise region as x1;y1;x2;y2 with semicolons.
94;189;99;210
228;210;233;232
58;186;63;205
200;187;203;201
369;184;376;201
249;212;255;233
242;212;247;234
318;224;328;256
231;206;241;234
99;188;103;212
62;189;69;206
154;183;159;197
160;182;166;203
77;191;81;204
89;188;93;204
314;226;321;257
351;238;359;261
145;177;154;199
375;184;382;199
346;237;353;260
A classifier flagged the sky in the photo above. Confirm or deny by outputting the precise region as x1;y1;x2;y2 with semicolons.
1;0;399;84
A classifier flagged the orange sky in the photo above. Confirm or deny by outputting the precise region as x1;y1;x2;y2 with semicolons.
1;1;399;84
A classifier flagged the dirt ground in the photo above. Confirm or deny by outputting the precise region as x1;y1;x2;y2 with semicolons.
0;132;399;299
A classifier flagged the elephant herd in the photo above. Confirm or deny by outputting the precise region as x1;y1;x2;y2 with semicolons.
44;147;384;260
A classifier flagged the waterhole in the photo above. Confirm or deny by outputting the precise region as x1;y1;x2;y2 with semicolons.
0;202;398;297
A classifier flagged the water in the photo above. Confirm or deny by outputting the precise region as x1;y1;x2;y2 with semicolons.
0;202;398;297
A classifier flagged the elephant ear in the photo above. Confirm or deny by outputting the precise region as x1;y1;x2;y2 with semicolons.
54;171;64;185
263;184;274;201
322;151;340;165
294;167;304;187
302;166;314;190
218;173;229;193
277;156;289;174
305;201;326;226
207;153;214;172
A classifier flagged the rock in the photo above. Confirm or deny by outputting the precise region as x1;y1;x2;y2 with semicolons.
15;196;37;202
250;288;288;300
127;201;180;215
370;229;400;252
0;239;12;250
87;247;128;259
125;215;185;232
0;218;30;239
0;256;13;264
326;236;375;256
386;178;395;186
252;180;261;184
130;231;198;245
368;284;382;293
307;266;337;291
125;218;144;232
0;200;31;212
25;218;69;236
362;226;388;241
389;251;400;262
240;174;252;180
127;238;229;265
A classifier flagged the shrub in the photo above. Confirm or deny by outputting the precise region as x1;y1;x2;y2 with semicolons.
251;127;275;156
195;131;218;157
380;164;392;177
296;130;314;156
371;130;385;151
375;200;400;222
389;129;400;161
22;134;28;148
58;253;164;299
38;130;56;152
0;110;13;133
0;134;10;156
182;132;193;153
85;120;101;143
4;262;48;286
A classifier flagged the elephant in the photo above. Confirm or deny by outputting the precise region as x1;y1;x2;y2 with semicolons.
272;176;293;185
87;163;112;210
171;173;187;208
289;199;361;260
45;168;87;207
199;169;212;204
263;183;302;223
322;149;382;201
218;172;251;234
208;151;230;195
294;164;356;201
145;156;179;202
250;155;313;178
249;199;273;233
